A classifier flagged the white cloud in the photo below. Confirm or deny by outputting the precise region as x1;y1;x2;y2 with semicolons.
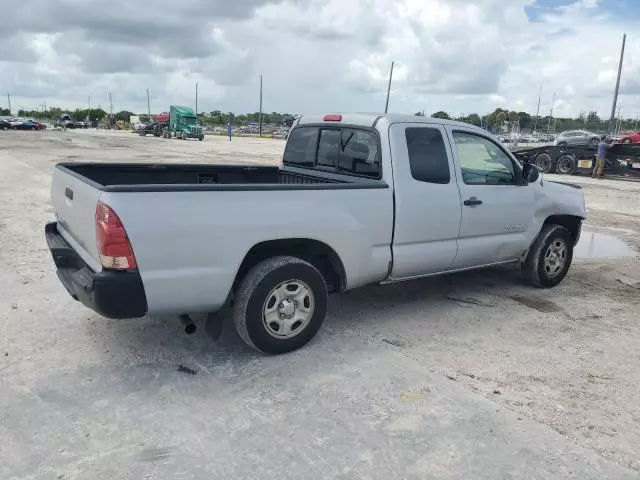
1;0;639;118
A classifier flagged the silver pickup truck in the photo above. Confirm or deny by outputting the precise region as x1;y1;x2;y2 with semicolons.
46;113;586;354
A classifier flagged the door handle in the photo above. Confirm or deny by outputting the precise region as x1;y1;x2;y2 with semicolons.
463;197;482;206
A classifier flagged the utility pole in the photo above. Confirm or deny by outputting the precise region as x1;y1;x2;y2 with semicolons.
259;75;263;138
146;89;151;117
195;82;198;117
88;96;91;122
384;61;394;114
609;34;626;134
109;91;113;127
547;91;556;134
533;82;543;133
616;106;622;135
7;93;11;115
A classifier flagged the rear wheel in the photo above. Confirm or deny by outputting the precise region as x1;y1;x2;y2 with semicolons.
199;135;204;141
590;137;599;148
522;225;574;288
556;154;577;175
234;256;328;354
534;153;555;173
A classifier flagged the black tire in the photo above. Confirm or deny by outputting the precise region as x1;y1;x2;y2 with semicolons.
557;142;567;147
556;154;577;175
534;153;555;174
623;138;631;144
590;138;599;148
199;135;204;141
233;256;328;354
522;225;573;288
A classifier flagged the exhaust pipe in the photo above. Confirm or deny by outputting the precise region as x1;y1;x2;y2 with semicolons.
179;314;196;335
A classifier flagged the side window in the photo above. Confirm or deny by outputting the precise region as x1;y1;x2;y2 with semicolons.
453;132;516;185
405;127;450;184
283;127;318;166
339;129;381;178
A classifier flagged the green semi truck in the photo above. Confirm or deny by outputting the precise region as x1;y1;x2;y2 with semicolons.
163;105;204;141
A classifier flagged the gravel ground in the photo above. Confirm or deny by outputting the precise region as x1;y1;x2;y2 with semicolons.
1;129;639;479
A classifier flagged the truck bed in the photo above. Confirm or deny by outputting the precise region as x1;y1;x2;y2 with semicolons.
58;163;386;192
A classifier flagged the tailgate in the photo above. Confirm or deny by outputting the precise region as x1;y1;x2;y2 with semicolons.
51;165;103;273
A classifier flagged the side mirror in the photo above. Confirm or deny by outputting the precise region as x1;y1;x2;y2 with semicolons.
521;162;540;185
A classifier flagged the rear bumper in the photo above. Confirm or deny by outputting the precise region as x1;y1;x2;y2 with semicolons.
45;222;147;319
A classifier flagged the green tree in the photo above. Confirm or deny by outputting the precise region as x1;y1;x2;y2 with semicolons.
115;110;134;122
431;111;451;120
462;113;481;126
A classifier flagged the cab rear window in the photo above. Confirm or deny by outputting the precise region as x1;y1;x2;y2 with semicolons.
283;126;382;179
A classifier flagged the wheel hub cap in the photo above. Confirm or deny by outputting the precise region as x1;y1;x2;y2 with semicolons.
279;299;296;316
263;280;315;339
543;239;567;278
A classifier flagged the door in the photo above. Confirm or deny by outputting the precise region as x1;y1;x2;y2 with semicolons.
447;128;533;269
389;123;462;279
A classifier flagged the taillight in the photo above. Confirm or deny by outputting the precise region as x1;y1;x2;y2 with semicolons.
95;202;137;270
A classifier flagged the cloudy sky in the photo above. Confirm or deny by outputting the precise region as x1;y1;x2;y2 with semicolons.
1;0;639;118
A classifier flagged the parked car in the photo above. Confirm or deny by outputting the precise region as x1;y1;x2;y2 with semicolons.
537;134;555;143
555;130;600;148
0;119;11;130
46;113;586;354
138;121;166;137
14;119;46;130
619;132;640;144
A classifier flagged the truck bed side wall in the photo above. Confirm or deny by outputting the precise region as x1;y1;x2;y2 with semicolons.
99;188;394;314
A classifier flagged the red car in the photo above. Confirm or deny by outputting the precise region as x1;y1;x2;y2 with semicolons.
619;131;640;144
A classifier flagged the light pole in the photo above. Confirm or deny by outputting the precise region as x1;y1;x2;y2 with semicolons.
259;75;263;138
608;34;626;134
547;91;556;134
533;82;542;133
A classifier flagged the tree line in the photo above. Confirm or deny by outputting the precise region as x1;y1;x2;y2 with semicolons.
2;105;637;132
422;108;637;134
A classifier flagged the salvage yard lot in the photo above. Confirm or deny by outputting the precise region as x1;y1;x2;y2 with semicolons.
1;129;640;479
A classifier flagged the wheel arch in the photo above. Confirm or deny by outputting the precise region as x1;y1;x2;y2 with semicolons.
233;238;347;294
543;215;583;246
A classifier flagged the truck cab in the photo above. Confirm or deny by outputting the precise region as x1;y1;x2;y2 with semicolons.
165;105;204;141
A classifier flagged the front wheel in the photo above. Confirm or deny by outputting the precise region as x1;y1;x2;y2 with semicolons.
522;225;574;288
199;135;204;141
623;138;632;144
234;256;328;354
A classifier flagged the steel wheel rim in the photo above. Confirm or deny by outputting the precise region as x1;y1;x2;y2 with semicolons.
543;239;567;278
262;280;315;339
557;156;572;174
536;155;551;172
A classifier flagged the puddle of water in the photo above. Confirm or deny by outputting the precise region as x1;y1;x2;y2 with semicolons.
574;231;637;259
